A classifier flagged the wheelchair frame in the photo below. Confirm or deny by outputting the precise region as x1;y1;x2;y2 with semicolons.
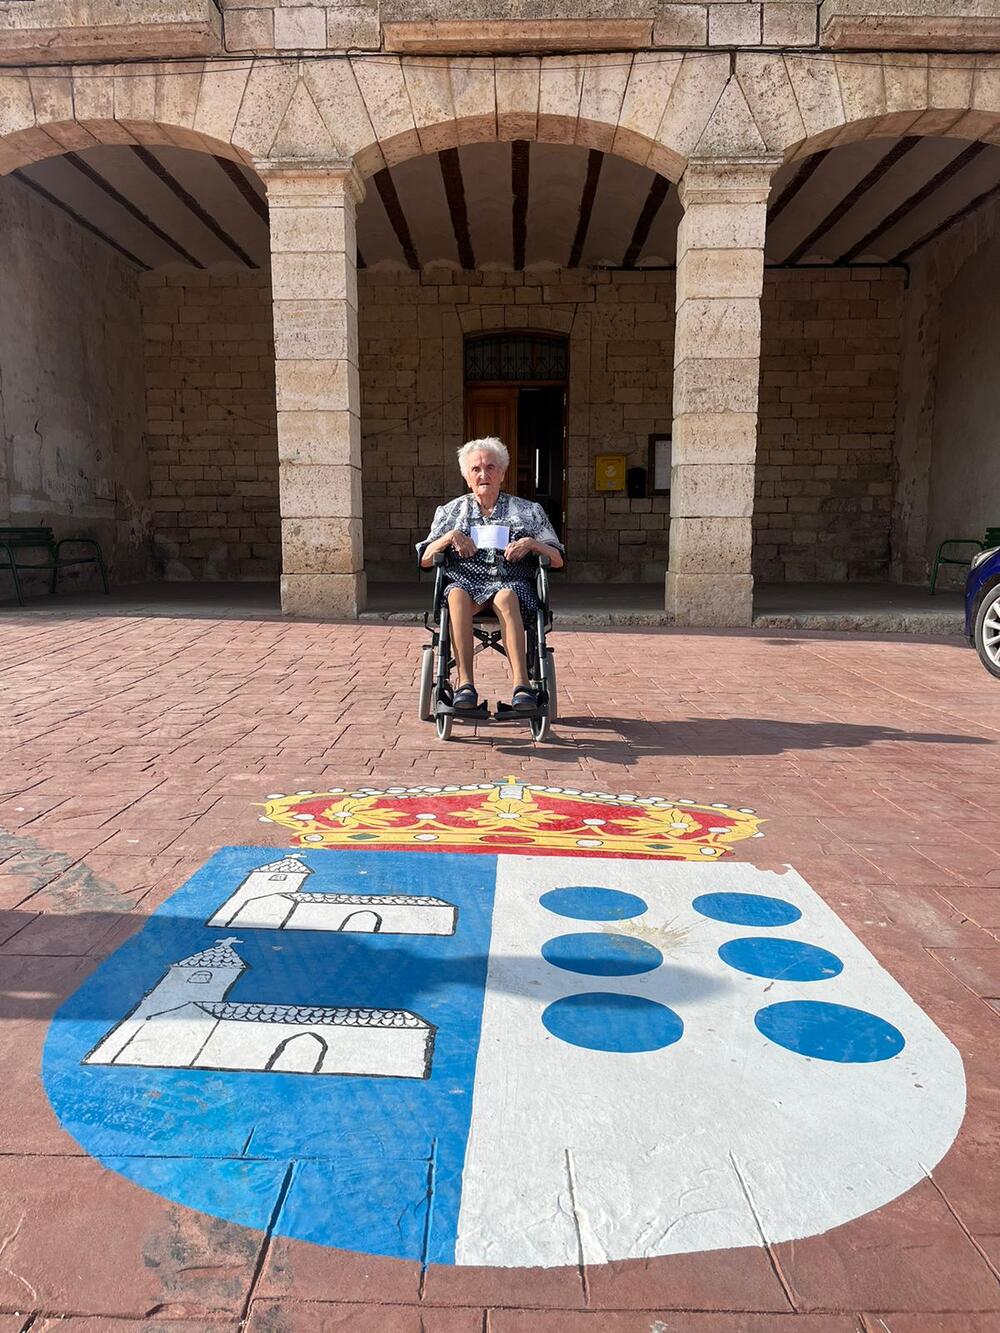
417;551;557;741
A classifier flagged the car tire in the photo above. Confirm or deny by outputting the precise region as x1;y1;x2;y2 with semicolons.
973;584;1000;679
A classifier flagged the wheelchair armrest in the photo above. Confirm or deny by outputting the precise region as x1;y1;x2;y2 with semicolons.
535;553;552;615
431;552;447;566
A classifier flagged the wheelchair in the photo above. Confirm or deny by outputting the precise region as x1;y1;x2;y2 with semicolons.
417;551;557;742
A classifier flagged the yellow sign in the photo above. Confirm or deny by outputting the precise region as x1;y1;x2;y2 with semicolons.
594;453;626;492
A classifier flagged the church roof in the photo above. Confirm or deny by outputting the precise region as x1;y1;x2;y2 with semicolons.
259;856;312;875
286;893;452;906
176;940;245;970
200;1002;427;1028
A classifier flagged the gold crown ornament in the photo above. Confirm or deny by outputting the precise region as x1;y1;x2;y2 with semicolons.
258;779;764;860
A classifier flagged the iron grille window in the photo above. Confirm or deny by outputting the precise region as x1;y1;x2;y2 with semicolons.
465;334;567;382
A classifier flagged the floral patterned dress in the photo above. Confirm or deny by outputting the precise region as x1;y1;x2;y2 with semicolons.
416;492;564;614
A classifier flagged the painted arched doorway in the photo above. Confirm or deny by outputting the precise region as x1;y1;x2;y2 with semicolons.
265;1032;328;1074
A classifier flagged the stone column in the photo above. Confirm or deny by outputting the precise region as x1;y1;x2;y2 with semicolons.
666;157;779;628
259;159;365;618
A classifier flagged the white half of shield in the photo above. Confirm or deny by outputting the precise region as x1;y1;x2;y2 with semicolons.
454;856;965;1267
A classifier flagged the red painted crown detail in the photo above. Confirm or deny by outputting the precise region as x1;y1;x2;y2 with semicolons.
259;779;764;860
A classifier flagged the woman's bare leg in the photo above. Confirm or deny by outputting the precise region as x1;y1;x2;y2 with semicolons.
492;589;530;689
446;587;481;689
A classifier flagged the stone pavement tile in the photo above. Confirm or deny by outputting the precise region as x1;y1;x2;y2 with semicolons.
256;1239;424;1307
246;1302;483;1332
926;947;1000;1000
0;954;97;1154
0;908;128;957
421;1261;586;1309
0;1318;24;1332
489;1315;862;1332
584;1250;791;1312
33;1320;238;1331
937;886;1000;930
772;1180;1000;1311
862;1319;1000;1332
0;1156;265;1318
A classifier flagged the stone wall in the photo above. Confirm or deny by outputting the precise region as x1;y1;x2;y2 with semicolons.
139;266;280;581
0;173;149;591
754;266;904;583
359;267;675;582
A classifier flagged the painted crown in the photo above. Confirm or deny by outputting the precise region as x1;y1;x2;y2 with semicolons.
259;778;764;860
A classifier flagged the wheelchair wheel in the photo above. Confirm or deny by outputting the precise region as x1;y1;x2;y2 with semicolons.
542;650;557;722
435;705;453;741
418;646;434;721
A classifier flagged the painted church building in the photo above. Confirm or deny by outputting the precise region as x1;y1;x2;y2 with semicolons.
206;855;458;933
84;939;435;1079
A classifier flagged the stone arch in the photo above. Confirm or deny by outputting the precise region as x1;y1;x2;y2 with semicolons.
339;52;731;183
727;53;1000;168
0;62;287;176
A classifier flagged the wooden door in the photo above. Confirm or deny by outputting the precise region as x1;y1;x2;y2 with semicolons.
465;386;518;490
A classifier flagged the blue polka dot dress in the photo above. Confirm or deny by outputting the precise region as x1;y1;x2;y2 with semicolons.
416;492;564;614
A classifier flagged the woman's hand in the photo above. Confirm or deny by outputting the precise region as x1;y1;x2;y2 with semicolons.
504;537;536;562
450;530;476;558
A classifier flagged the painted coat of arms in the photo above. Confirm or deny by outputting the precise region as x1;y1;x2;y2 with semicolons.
45;780;965;1268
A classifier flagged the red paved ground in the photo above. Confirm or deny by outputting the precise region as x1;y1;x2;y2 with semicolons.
1;608;1000;1331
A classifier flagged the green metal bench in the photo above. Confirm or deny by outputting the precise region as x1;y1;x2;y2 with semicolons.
0;526;110;606
930;527;1000;594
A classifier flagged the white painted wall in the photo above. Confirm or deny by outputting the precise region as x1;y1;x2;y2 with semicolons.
0;175;151;585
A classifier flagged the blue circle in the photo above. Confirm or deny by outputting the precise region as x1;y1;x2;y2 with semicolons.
540;887;647;921
755;1001;905;1063
719;937;843;982
542;932;663;977
542;993;683;1053
693;892;801;927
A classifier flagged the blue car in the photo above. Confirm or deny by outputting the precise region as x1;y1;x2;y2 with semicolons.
967;545;1000;678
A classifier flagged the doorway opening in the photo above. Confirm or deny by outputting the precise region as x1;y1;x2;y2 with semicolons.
464;333;567;538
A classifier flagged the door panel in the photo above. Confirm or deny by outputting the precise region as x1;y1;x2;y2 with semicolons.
465;386;518;489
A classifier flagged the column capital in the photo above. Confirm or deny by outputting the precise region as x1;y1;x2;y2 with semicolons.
255;158;366;205
678;156;783;209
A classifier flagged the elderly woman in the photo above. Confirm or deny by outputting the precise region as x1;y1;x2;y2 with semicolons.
417;436;565;712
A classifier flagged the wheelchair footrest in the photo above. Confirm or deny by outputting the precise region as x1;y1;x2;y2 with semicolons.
437;699;490;721
494;700;546;722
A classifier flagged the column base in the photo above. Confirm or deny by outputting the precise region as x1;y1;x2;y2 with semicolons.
281;572;366;619
665;571;753;628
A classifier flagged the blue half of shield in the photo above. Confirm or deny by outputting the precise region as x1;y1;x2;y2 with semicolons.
43;847;496;1264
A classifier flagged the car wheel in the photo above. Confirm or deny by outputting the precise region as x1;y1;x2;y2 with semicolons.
973;585;1000;679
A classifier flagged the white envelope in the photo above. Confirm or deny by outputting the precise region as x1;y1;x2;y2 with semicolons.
471;524;510;550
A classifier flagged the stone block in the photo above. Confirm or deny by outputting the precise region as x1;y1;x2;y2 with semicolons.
675;297;762;361
652;5;708;46
281;571;366;617
282;516;363;574
271;253;351;302
665;569;753;627
269;204;349;254
273;5;326;49
326;7;381;50
277;410;360;468
225;8;274;51
673;411;758;464
677;202;767;255
709;3;761;46
762;2;816;44
670;463;755;518
272;299;356;361
672;357;761;415
275;359;357;413
676;248;765;303
668;515;752;573
279;461;362;519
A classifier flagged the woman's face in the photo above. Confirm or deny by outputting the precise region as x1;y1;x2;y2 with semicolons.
464;449;506;505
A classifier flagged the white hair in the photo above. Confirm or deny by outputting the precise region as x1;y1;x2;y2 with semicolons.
458;436;509;477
